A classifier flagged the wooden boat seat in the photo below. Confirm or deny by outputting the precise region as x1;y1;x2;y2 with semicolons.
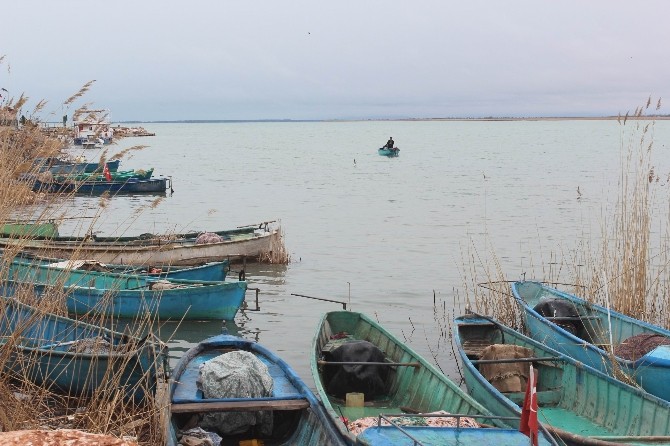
461;338;492;358
545;315;600;321
171;396;310;414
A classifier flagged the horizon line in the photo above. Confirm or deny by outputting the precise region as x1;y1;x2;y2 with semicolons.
114;115;670;124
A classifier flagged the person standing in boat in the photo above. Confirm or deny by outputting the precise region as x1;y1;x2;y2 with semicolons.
385;137;394;149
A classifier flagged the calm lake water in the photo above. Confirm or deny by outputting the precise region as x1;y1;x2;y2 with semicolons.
53;118;670;386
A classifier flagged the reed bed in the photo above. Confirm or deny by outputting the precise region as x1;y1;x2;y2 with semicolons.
459;97;670;329
0;92;169;444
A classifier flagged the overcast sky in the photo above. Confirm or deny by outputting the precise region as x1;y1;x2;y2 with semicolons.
2;1;669;121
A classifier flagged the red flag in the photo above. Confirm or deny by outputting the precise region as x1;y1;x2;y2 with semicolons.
519;364;539;446
103;163;112;181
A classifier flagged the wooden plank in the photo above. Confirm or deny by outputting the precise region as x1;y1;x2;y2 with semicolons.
545;316;600;321
317;360;420;368
171;399;309;413
471;356;563;365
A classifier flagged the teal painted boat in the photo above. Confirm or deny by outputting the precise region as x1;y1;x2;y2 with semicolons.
25;174;170;195
0;220;59;238
454;313;670;445
378;147;399;157
168;334;348;446
52;167;154;182
0;297;167;401
12;251;230;282
311;311;557;445
4;256;247;320
33;157;121;174
512;281;670;402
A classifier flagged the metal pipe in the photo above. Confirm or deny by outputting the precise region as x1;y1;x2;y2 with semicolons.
291;293;347;309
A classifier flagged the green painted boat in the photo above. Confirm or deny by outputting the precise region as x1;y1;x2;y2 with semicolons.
0;220;59;238
53;167;154;182
454;313;670;445
311;311;558;445
512;280;670;402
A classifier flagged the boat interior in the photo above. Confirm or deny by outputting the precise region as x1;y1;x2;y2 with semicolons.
458;319;634;439
171;345;313;446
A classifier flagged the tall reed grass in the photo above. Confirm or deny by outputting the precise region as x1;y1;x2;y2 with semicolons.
0;84;168;445
453;98;670;329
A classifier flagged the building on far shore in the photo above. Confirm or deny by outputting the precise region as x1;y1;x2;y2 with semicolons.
72;109;114;145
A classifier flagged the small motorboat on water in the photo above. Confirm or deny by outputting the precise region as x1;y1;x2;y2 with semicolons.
378;147;400;157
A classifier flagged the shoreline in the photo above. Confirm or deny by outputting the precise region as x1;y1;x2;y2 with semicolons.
116;115;670;124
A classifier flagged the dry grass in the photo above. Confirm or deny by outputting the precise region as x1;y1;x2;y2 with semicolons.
461;97;670;330
0;83;169;444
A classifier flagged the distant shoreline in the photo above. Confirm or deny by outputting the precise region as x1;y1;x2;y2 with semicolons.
117;115;670;124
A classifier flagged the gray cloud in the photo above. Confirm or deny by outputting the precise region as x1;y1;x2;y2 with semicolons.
2;0;668;121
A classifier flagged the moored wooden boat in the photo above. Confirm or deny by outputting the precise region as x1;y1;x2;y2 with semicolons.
168;334;348;446
26;175;170;195
454;313;670;445
311;311;557;445
4;256;248;320
0;220;59;238
11;250;230;282
512;280;670;402
0;297;167;400
33;157;121;175
377;147;399;157
52;167;154;182
0;223;282;265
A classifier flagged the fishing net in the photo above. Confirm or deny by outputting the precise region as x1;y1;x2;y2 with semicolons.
197;350;274;436
614;333;670;361
195;232;224;244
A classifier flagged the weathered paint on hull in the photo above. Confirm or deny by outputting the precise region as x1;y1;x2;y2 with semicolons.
454;314;670;445
168;335;348;446
0;221;59;238
359;426;551;446
0;230;279;266
513;281;670;402
311;311;557;446
5;258;247;320
0;297;166;400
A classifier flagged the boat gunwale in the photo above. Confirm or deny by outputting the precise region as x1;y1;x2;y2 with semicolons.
511;281;670;368
454;313;670;444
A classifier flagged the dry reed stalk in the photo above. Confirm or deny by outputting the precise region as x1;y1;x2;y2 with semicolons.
573;97;670;329
0;97;169;445
262;222;290;264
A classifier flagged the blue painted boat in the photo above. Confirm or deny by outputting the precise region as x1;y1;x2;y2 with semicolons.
311;311;557;445
4;256;247;320
0;297;167;400
168;334;348;446
12;251;230;282
378;147;399;157
512;280;670;402
454;313;670;445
